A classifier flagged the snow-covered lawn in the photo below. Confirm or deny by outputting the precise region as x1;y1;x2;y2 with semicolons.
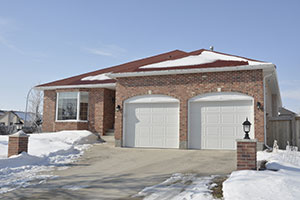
223;150;300;200
136;149;300;200
0;130;96;194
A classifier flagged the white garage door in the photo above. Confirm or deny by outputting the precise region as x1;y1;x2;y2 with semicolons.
189;93;254;150
124;96;179;148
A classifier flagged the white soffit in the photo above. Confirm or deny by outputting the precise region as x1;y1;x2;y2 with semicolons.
35;83;116;91
125;95;179;103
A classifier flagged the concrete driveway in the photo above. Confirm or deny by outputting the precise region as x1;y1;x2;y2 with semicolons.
1;136;236;200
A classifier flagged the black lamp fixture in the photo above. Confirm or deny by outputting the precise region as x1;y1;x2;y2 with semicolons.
242;118;251;139
116;105;121;112
257;102;262;110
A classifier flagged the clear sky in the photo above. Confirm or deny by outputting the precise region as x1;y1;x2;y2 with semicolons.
0;0;299;113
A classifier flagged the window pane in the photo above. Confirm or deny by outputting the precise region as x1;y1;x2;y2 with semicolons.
80;92;89;120
57;92;78;120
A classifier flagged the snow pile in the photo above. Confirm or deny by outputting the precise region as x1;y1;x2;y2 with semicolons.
81;73;111;81
135;173;216;200
140;51;267;69
0;131;97;194
223;150;300;200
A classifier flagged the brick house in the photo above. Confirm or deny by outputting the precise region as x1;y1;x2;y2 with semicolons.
36;49;281;150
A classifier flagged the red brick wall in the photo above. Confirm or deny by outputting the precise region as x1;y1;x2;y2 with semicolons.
115;70;265;144
55;122;88;130
42;88;115;135
88;88;105;134
8;136;29;157
237;140;257;170
103;89;115;132
42;90;56;132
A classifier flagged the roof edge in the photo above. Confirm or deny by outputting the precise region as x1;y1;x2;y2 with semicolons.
35;83;116;91
108;63;275;78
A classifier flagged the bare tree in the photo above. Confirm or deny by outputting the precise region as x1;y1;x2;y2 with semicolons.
28;88;43;126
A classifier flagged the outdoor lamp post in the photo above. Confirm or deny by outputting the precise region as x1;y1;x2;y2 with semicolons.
15;121;23;131
242;118;251;139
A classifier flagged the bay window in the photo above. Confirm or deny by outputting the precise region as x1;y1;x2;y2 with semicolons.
56;92;89;121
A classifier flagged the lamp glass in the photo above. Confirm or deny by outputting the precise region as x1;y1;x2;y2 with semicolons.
243;124;250;133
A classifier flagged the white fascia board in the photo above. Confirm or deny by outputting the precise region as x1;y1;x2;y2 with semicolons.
35;83;116;91
108;64;275;78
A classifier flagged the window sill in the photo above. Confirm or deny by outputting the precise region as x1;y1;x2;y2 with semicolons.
55;120;88;123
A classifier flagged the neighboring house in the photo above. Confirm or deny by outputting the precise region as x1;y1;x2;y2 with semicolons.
0;111;35;126
0;110;5;117
36;49;282;150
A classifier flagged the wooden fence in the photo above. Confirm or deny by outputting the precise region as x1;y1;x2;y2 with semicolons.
267;116;300;149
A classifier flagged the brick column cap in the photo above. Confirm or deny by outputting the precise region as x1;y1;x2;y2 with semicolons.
10;130;29;138
236;139;257;143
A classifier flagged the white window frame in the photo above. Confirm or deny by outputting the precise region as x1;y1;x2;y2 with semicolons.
55;91;89;122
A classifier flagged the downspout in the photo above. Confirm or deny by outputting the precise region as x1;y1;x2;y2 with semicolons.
263;73;273;149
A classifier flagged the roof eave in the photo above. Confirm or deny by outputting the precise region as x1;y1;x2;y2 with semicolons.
108;63;275;78
35;83;116;91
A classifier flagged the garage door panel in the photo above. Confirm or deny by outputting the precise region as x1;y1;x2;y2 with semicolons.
206;114;220;124
205;126;219;136
237;114;249;123
221;127;235;137
222;114;235;124
138;115;151;123
189;99;253;150
124;102;179;148
152;115;165;124
204;137;220;149
206;106;220;112
221;106;235;112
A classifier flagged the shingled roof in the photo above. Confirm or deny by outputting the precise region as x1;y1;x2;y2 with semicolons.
36;49;268;89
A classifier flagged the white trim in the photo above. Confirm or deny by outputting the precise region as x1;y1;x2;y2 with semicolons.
263;73;273;149
55;92;59;121
76;92;80;121
189;92;253;102
55;120;88;123
187;92;255;149
109;64;275;78
35;83;116;91
124;94;179;104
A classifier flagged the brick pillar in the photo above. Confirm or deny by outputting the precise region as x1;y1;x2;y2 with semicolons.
236;139;257;170
8;130;30;158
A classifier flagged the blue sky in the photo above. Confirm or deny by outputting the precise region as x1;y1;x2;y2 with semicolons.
0;0;300;113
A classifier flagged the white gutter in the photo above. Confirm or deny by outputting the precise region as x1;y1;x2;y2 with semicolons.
263;72;273;149
274;69;282;107
108;64;275;78
35;83;116;91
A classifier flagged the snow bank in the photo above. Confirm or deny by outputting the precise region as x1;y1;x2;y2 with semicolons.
0;131;97;194
223;150;300;200
140;51;267;69
135;173;216;200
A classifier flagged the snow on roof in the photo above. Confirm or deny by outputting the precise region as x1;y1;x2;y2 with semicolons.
140;50;268;69
81;73;111;81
